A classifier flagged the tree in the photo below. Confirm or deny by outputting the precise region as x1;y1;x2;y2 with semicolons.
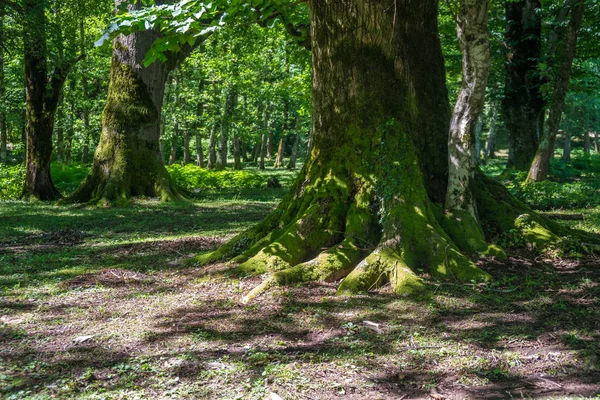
20;0;84;200
0;4;7;164
502;0;544;171
65;0;188;204
445;0;493;255
527;0;587;182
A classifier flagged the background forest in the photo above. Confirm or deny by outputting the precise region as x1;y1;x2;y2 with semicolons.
1;0;600;399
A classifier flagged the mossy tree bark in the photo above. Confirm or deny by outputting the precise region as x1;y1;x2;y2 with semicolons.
64;1;186;205
445;0;500;257
22;0;83;200
503;0;544;171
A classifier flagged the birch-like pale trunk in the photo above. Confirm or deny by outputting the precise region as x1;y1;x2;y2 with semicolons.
446;0;491;221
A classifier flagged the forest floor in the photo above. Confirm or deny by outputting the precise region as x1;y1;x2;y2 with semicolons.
1;179;600;399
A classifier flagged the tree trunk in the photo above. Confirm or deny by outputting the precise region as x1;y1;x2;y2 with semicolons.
183;130;191;164
207;123;218;170
503;0;543;171
65;101;74;164
22;0;72;200
274;136;285;168
584;130;591;155
527;0;586;182
195;133;204;167
251;142;260;164
216;87;236;170
595;132;599;154
64;1;184;204
259;133;266;171
169;116;179;165
474;116;484;165
233;134;241;170
445;0;493;255
287;133;299;170
484;101;499;160
56;105;64;164
197;0;510;301
0;5;7;164
266;128;274;161
562;131;572;161
80;19;91;165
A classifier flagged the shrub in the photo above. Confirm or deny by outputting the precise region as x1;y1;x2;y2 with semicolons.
0;164;24;200
167;164;267;192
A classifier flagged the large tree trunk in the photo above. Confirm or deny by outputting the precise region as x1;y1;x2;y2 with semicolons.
527;0;586;182
64;5;183;204
445;0;494;255
195;133;204;167
503;0;543;171
196;0;498;300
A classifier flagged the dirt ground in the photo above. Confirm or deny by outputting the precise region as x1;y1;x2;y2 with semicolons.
1;230;599;399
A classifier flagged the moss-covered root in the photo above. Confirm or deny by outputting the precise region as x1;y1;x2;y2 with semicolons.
441;209;507;260
241;239;365;303
337;248;424;296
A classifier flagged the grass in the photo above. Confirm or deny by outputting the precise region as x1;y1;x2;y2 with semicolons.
0;159;599;399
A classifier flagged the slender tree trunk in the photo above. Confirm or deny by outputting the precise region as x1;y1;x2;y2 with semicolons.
287;133;299;170
0;5;7;164
65;1;183;204
266;127;274;161
474;116;484;165
444;0;492;255
56;104;64;164
233;134;241;170
259;133;266;171
65;100;74;164
595;131;599;154
274;136;285;168
527;0;585;181
216;87;236;170
207;123;218;170
503;0;543;171
562;131;572;161
484;101;499;160
183;130;190;164
80;19;91;165
251;142;260;164
169;116;179;165
584;131;591;155
195;133;204;167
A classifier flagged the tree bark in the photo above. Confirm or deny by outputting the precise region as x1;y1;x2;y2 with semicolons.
169;116;179;165
527;0;586;182
183;130;191;164
595;131;599;154
216;87;236;170
80;19;91;165
207;123;218;170
484;101;499;160
0;5;7;164
195;133;204;167
197;0;517;301
503;0;543;171
445;0;492;255
287;133;299;170
274;136;285;168
259;133;266;171
64;1;184;204
56;104;64;163
584;130;591;155
233;134;241;170
562;131;571;161
22;0;81;200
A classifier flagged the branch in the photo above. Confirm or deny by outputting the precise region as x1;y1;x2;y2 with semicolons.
46;54;86;111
